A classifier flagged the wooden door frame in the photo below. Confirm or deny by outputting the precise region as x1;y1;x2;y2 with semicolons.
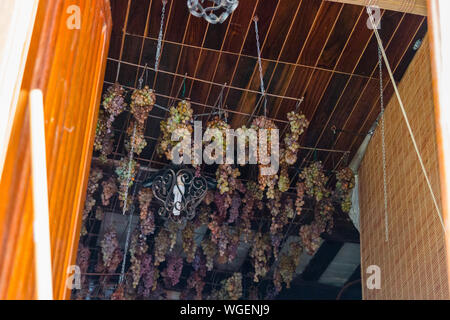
428;0;450;291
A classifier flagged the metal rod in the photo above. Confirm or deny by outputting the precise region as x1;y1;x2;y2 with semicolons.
106;58;304;103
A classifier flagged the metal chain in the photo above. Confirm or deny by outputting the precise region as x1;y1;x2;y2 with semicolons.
122;123;137;215
119;170;142;284
138;63;148;89
155;0;168;72
254;17;267;117
378;46;389;242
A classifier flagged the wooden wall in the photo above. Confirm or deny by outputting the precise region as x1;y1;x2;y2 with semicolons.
0;0;112;299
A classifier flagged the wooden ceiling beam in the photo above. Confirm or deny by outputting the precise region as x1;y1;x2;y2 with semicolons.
325;0;427;16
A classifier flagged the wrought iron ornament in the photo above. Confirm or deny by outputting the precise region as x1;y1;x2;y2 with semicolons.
187;0;239;24
152;167;208;222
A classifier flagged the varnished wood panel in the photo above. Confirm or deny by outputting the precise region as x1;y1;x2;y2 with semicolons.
0;0;112;299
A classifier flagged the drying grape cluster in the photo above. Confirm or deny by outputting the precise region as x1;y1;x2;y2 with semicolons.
101;177;117;206
201;238;217;271
125;120;147;156
250;232;272;282
335;167;355;213
283;111;309;165
102;83;127;134
82;167;103;236
130;231;149;288
182;222;197;263
217;273;243;300
100;228;120;270
158;100;194;161
300;161;329;202
162;255;183;287
94;109;114;162
130;86;156;125
251;116;279;199
115;156;139;205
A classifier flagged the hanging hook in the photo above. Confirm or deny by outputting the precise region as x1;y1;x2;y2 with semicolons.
253;15;267;118
115;61;121;84
138;63;148;89
181;77;187;99
294;97;304;112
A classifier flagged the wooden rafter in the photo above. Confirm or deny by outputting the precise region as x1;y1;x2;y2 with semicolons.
325;0;427;15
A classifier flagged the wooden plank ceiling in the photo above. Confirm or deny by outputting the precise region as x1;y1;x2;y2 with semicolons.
104;0;427;173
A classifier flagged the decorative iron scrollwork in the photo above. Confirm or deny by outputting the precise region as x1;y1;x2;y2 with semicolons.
152;167;208;222
187;0;239;24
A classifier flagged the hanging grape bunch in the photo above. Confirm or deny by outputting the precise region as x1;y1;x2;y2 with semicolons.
299;223;322;255
167;220;179;251
195;203;211;228
201;238;217;271
278;165;290;192
182;222;197;263
314;202;335;235
283;111;309;165
187;267;206;300
154;228;171;266
218;273;243;300
228;193;241;224
295;181;306;215
268;191;285;259
100;228;120;270
335;167;355;213
101;177;118;206
76;244;90;287
130;231;149;288
318;196;334;216
115;156;139;206
138;188;152;219
275;241;302;289
139;254;158;298
95;206;104;221
162;255;183;287
102;83;127;134
251;116;279;199
203;190;214;205
130;86;156;125
139;196;155;236
94;109;114;162
205;116;230;162
300;161;329;202
216;164;241;196
208;216;229;258
226;229;240;263
138;188;154;235
239;181;261;243
158;100;194;161
250;232;272;282
236;125;258;166
284;196;295;219
125;120;147;156
336;167;355;192
82;167;103;235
